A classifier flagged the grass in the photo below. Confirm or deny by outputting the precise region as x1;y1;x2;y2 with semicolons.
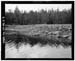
4;24;72;49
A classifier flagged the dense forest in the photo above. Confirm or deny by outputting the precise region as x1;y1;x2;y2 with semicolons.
5;7;72;25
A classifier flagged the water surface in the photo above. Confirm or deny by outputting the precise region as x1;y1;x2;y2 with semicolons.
5;43;71;58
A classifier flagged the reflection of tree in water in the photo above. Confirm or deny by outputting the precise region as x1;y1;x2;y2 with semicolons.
5;32;71;49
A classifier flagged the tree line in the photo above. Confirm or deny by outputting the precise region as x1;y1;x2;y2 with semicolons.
5;7;72;25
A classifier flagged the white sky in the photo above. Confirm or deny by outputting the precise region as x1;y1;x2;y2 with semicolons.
5;4;72;12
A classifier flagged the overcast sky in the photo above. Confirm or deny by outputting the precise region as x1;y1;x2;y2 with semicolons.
5;4;71;12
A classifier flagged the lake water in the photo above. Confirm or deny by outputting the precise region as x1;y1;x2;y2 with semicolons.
5;43;71;58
